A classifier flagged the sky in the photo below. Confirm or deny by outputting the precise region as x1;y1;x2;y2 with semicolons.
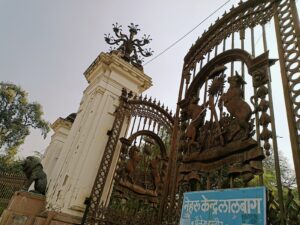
0;0;299;169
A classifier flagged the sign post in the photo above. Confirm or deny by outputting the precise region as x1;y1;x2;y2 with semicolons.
180;187;266;225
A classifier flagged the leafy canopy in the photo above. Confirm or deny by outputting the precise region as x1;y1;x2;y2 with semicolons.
0;82;49;156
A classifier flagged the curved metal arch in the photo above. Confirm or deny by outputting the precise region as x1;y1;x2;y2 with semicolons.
128;97;174;132
184;49;261;101
126;130;167;158
183;0;276;75
129;99;174;124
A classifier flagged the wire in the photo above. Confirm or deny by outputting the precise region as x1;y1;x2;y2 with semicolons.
143;0;232;66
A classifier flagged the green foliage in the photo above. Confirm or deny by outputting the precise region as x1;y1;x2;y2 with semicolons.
0;82;50;157
247;151;298;202
0;154;23;174
263;151;296;189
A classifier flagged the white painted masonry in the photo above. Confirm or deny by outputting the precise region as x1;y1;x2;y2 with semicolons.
42;116;73;190
44;52;152;217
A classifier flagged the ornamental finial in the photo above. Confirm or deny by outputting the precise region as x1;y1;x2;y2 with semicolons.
104;23;153;71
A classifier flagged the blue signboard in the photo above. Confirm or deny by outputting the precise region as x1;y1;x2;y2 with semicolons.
180;186;266;225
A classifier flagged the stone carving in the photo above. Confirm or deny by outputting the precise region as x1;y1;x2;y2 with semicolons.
21;156;47;195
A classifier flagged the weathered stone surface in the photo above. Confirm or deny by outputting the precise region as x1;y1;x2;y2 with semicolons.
0;192;81;225
0;191;45;225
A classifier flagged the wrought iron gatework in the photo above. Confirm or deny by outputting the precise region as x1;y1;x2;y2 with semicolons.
273;0;300;197
161;0;300;224
83;89;174;225
85;0;300;224
83;89;132;225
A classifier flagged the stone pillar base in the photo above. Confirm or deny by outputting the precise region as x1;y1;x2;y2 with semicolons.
0;191;45;225
0;192;81;225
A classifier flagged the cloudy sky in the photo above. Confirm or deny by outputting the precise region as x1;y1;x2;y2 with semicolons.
0;0;299;168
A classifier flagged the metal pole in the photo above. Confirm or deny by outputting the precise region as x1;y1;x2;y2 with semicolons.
240;28;245;98
262;23;286;224
158;68;186;222
251;26;263;185
231;32;235;76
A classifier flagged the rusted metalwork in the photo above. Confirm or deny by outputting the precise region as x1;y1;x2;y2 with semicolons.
85;0;300;224
273;0;300;198
176;49;275;189
262;23;286;223
161;0;297;224
183;0;277;75
0;172;26;215
105;23;153;71
83;90;173;225
90;202;158;225
84;89;131;225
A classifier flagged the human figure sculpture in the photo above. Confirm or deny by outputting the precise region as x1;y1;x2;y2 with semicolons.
21;156;47;195
185;97;208;151
150;156;161;191
124;146;142;182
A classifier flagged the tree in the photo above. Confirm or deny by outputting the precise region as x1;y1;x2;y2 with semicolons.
0;82;49;159
263;151;296;189
247;150;298;201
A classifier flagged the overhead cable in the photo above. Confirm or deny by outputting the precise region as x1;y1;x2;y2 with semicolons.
143;0;232;66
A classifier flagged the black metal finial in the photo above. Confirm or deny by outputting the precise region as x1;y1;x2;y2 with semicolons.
104;23;153;71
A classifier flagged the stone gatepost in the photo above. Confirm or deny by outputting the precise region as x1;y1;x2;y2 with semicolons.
45;52;152;217
42;114;75;189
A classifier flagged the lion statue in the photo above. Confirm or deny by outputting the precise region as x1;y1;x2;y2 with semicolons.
21;156;47;195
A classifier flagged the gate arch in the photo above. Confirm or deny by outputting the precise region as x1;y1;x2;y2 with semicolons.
84;89;174;225
163;0;300;224
184;48;275;99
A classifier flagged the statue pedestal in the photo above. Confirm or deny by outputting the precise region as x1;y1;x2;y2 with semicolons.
0;191;45;225
0;191;81;225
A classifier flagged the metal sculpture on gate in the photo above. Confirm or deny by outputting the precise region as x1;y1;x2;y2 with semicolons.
177;49;275;192
160;1;300;224
85;0;300;224
114;131;168;205
83;89;174;225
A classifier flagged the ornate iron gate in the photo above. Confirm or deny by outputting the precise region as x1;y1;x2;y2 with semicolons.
83;0;300;224
83;89;174;225
160;0;300;224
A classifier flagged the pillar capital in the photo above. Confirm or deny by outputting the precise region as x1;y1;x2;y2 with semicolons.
84;52;152;94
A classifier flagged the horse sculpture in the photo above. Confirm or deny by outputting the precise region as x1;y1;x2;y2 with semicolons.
219;73;252;139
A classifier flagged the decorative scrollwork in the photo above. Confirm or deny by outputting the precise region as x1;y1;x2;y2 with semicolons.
84;89;173;225
273;0;300;197
183;0;276;75
105;23;153;71
275;0;300;138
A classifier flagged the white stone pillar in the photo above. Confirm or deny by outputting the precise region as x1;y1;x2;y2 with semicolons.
42;115;74;189
46;53;152;217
